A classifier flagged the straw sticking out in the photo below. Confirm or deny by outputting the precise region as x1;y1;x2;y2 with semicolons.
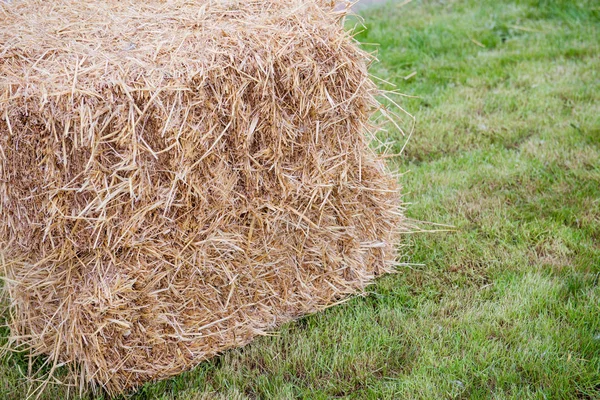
0;0;405;395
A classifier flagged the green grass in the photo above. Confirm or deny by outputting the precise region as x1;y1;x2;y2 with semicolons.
2;0;599;398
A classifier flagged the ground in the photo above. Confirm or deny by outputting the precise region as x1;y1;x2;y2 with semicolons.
1;0;599;399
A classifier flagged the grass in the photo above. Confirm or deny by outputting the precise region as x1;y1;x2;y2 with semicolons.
2;0;599;398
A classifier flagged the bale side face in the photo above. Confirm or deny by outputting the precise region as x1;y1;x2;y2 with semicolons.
0;0;403;394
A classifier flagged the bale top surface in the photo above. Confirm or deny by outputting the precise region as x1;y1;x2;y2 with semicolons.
2;0;343;102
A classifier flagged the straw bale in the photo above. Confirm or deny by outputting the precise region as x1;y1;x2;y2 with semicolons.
0;0;404;395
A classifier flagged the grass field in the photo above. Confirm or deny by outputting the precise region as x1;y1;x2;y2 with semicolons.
2;0;599;398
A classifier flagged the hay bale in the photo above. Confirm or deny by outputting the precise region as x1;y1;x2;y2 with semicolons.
0;0;404;394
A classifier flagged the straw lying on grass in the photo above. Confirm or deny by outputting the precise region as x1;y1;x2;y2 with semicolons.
0;0;404;395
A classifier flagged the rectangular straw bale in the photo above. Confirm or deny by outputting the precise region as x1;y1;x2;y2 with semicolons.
0;0;404;395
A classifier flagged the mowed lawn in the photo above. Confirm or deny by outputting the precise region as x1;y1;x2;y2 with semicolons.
1;0;599;399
